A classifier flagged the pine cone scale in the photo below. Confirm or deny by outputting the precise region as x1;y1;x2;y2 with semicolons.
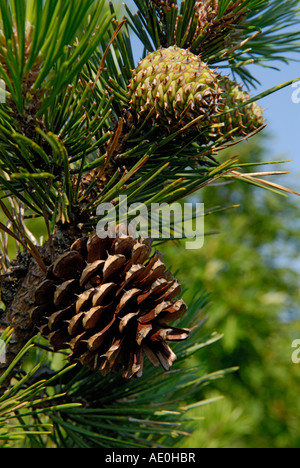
80;260;105;287
68;311;85;336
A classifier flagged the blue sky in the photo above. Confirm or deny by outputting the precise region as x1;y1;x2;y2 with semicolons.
242;55;300;196
250;58;300;174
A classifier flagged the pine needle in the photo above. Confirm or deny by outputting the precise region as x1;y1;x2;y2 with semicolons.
230;170;300;197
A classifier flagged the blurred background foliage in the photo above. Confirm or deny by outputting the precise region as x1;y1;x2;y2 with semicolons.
159;133;300;448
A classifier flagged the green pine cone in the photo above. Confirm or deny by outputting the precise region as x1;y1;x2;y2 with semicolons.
212;78;264;140
128;45;222;134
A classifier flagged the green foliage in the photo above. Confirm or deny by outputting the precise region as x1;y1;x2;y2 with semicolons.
0;292;236;448
0;0;116;228
0;0;111;112
160;136;300;448
0;328;81;448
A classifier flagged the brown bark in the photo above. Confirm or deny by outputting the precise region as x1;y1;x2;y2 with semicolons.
0;228;80;380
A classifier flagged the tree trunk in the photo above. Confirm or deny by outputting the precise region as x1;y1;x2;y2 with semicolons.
0;228;80;381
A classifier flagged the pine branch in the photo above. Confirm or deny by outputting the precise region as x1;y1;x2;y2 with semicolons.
0;0;299;448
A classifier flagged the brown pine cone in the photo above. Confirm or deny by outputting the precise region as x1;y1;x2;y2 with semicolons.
32;231;189;379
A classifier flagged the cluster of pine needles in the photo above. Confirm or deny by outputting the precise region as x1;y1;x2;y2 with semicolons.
0;0;299;448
